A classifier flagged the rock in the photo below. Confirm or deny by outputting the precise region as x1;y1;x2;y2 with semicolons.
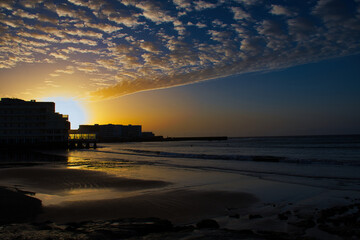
173;225;195;232
125;218;173;234
229;213;240;218
289;219;316;229
257;230;290;239
316;203;360;238
196;219;220;229
278;213;288;221
237;229;254;235
0;187;42;224
248;214;263;220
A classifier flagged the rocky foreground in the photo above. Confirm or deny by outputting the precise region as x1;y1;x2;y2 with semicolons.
0;202;359;240
1;186;360;239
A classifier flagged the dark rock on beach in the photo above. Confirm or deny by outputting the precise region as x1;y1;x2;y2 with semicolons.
248;214;263;220
0;186;42;224
196;219;219;229
316;203;360;238
289;218;316;229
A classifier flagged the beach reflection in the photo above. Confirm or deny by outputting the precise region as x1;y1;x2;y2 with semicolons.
36;188;134;206
0;151;172;206
66;155;141;178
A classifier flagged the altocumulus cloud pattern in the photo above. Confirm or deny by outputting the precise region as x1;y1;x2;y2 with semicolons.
1;0;360;99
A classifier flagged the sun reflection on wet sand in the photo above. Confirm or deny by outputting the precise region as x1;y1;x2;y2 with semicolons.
36;188;123;206
35;187;151;206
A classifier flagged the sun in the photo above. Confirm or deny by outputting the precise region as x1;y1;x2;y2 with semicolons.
41;97;87;130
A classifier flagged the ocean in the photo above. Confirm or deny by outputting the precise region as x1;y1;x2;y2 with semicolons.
1;134;360;226
62;135;360;192
1;135;359;205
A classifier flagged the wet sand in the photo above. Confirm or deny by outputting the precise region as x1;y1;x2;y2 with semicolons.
39;189;258;224
0;167;170;193
0;166;258;224
1;165;360;239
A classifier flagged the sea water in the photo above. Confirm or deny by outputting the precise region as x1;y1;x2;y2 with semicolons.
64;135;360;191
2;135;360;206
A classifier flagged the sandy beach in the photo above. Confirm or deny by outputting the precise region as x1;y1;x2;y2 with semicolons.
0;166;257;224
0;161;360;239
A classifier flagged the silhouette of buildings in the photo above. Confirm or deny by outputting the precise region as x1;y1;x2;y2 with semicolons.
0;98;162;148
0;98;70;147
74;124;143;142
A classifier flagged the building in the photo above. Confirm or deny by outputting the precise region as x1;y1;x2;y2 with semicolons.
77;124;142;142
0;98;70;147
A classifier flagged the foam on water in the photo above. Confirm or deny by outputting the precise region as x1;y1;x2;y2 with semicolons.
64;135;360;191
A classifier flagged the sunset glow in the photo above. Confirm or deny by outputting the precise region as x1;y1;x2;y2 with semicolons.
41;97;88;129
0;0;359;136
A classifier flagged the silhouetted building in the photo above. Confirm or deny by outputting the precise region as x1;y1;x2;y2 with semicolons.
0;98;70;147
142;132;155;138
77;124;142;142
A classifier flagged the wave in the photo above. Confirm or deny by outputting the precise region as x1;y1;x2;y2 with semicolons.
100;148;360;167
71;149;360;191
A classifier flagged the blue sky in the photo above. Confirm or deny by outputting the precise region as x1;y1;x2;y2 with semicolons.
0;0;359;135
103;53;359;136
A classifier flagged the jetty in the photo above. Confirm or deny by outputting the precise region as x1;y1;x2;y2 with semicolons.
164;136;228;141
68;133;97;149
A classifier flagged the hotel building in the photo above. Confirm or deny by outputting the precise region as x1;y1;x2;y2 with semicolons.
0;98;70;147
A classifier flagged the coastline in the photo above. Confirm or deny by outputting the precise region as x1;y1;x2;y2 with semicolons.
1;138;360;240
0;163;360;239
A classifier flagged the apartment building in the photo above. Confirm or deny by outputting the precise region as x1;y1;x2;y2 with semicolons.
0;98;70;147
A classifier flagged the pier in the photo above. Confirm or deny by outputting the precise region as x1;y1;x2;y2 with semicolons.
68;133;97;149
164;136;228;141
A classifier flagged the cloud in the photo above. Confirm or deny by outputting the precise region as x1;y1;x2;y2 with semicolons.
270;5;295;17
131;1;176;24
45;2;92;22
140;41;160;53
288;17;317;41
233;0;260;6
230;6;251;20
60;37;98;46
313;0;355;22
37;13;59;24
54;66;75;74
13;9;37;19
86;22;121;33
194;0;218;11
240;37;265;54
1;0;360;100
100;4;140;28
66;28;103;39
18;31;59;42
76;65;98;73
67;0;88;8
257;20;287;38
19;0;44;9
1;18;23;28
44;80;60;87
107;14;140;28
50;51;69;60
96;59;119;70
208;30;233;42
212;19;227;28
0;2;13;10
195;22;207;28
173;0;192;11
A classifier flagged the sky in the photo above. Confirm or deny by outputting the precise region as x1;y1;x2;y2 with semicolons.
0;0;360;136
